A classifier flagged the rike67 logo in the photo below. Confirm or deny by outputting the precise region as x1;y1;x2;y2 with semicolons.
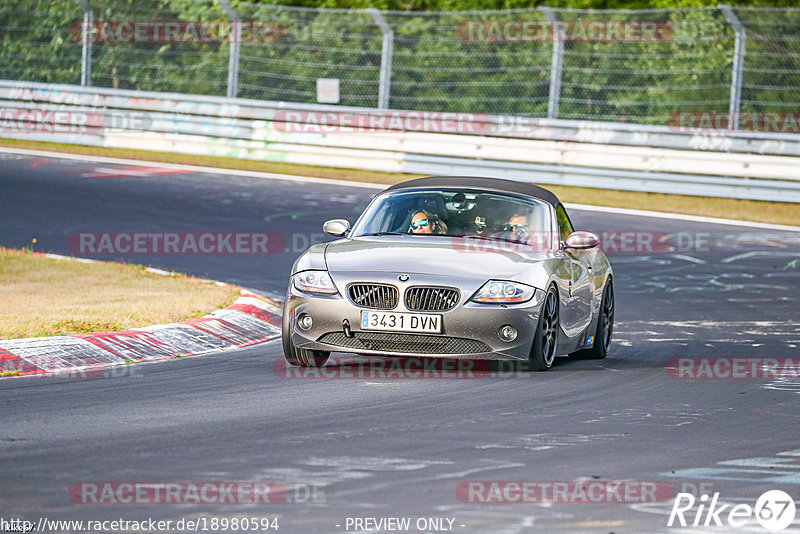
668;490;796;531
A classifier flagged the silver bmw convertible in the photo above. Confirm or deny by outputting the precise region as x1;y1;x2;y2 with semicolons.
282;176;614;371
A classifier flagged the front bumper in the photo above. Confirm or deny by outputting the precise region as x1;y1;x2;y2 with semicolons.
283;272;543;361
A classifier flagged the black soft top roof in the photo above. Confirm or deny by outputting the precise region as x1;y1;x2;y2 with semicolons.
385;176;561;207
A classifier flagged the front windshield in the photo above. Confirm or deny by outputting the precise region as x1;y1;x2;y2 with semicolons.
351;188;552;245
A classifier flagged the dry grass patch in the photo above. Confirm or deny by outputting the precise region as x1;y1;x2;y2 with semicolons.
2;138;798;226
0;248;239;339
544;185;800;226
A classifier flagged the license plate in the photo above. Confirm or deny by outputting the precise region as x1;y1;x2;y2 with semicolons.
360;310;442;334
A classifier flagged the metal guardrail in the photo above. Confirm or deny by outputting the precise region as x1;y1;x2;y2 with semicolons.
1;80;799;203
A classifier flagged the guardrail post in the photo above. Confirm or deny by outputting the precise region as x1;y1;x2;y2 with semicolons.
368;8;393;109
719;4;745;131
217;0;241;99
74;0;93;86
539;7;563;120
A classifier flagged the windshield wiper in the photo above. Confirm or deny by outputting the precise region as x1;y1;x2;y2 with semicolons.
358;232;407;237
459;233;534;245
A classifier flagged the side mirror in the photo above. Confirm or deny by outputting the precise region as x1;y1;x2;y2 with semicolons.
564;231;600;250
323;219;351;237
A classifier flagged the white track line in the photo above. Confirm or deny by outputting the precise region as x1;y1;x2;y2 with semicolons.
2;146;798;232
0;146;385;190
564;202;800;232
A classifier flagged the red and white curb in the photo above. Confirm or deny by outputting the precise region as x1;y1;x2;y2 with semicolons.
0;254;282;379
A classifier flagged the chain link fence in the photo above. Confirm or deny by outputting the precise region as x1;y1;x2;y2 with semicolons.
1;0;798;127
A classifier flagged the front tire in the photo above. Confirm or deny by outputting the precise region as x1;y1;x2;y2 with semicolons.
283;330;330;367
527;286;559;372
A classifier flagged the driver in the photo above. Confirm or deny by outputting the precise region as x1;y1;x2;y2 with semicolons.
409;209;447;235
498;212;538;247
505;213;529;232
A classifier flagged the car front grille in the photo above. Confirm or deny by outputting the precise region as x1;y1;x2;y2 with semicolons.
347;284;398;310
405;286;460;312
317;332;491;355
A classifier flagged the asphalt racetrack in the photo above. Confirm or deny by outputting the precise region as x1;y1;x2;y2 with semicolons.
1;150;799;533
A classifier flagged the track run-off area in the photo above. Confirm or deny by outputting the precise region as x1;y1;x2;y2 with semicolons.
1;149;799;533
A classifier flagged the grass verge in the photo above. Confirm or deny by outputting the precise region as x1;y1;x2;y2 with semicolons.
0;248;239;339
1;138;798;226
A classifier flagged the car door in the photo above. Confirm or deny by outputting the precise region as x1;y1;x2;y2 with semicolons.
556;205;593;338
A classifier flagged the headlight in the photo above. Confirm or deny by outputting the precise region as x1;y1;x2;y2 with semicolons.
292;270;337;295
472;280;537;304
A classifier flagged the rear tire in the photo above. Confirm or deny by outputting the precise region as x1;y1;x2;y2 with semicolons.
526;286;559;372
580;279;614;360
